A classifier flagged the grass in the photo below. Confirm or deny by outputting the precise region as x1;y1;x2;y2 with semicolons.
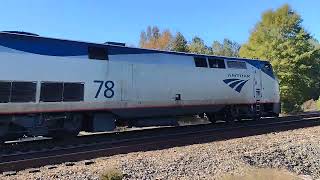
220;168;301;180
100;168;124;180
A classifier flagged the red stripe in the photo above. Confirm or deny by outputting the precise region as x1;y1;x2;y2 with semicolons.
0;101;279;115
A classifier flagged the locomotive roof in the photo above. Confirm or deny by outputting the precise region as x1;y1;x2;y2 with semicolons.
0;31;269;64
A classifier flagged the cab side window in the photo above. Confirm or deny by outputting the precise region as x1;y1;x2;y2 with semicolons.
226;61;247;69
208;58;225;68
194;57;208;67
262;63;274;76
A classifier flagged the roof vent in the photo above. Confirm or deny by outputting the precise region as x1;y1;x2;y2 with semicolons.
2;31;39;36
104;41;126;46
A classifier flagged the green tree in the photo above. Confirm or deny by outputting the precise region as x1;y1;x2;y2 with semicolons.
171;32;188;52
239;4;320;112
310;38;320;49
188;36;211;54
212;41;223;55
212;39;240;57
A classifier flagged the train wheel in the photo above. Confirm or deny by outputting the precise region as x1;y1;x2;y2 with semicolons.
224;106;235;123
64;114;82;135
0;123;8;144
207;113;216;123
198;113;205;119
252;116;261;121
49;114;82;139
225;114;234;123
0;137;5;144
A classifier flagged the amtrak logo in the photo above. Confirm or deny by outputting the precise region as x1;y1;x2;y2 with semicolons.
223;78;249;93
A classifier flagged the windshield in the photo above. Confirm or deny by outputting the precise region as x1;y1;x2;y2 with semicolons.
261;62;276;79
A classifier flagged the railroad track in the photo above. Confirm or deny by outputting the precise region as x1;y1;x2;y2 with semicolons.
1;112;320;173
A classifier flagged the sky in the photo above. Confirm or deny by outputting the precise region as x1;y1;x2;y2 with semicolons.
0;0;319;46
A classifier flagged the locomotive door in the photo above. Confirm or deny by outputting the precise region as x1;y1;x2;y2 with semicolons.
253;68;262;102
120;64;132;101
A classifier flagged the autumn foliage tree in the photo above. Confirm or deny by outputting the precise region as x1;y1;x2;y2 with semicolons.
139;26;240;56
139;26;173;50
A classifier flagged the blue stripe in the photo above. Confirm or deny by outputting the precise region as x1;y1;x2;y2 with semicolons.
0;32;275;79
0;33;88;56
223;79;240;84
229;80;244;88
234;80;249;92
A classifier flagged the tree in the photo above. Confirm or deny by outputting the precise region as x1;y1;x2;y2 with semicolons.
310;38;320;49
212;41;223;55
158;30;172;50
171;32;188;52
139;32;147;48
239;4;320;112
139;26;172;50
211;39;240;57
188;36;211;54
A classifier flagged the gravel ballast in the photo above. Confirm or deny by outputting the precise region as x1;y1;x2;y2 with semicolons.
2;125;320;180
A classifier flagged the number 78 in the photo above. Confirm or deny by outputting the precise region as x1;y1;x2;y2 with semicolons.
93;80;115;98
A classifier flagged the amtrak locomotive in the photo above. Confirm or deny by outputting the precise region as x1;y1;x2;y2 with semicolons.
0;31;280;142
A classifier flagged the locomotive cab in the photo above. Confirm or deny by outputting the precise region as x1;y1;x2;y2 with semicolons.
261;62;275;77
259;61;280;117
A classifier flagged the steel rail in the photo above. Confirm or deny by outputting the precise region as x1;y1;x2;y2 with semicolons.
1;112;320;173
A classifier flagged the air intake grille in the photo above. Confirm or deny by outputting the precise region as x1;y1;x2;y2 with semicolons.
11;82;36;102
0;82;11;103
